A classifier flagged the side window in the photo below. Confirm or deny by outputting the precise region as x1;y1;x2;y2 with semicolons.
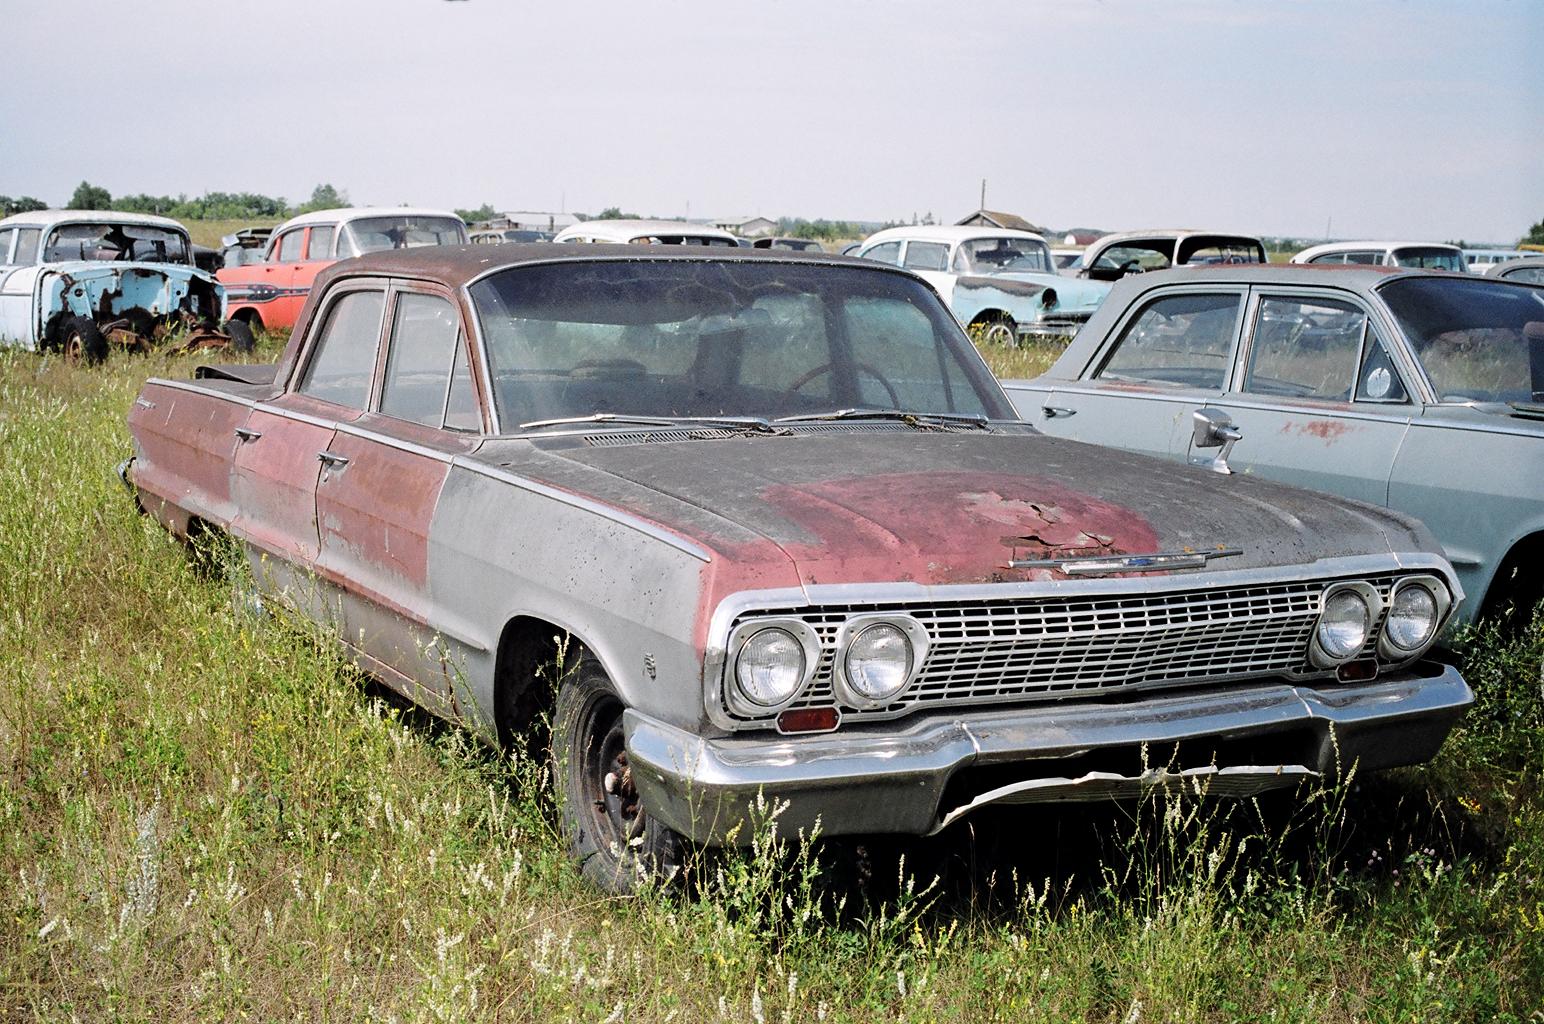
277;230;305;263
0;229;13;263
334;228;359;259
299;290;385;409
443;339;482;431
1244;295;1365;401
1307;253;1343;265
1096;292;1242;389
380;293;461;426
862;241;902;266
951;246;971;274
1504;266;1544;285
902;241;949;272
306;226;335;261
12;228;39;264
1344;251;1381;265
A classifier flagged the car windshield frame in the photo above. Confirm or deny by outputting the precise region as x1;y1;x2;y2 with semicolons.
1378;275;1544;405
466;257;1016;434
41;222;192;265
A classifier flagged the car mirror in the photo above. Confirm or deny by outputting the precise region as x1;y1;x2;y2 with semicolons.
1191;408;1242;475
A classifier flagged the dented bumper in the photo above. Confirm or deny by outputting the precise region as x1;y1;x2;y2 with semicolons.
624;661;1471;844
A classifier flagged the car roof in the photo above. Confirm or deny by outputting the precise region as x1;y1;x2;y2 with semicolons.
1485;254;1544;276
0;208;189;232
554;219;740;242
276;207;465;230
1294;241;1462;259
861;225;1050;246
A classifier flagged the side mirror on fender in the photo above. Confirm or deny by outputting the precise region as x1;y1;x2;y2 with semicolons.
1190;408;1242;475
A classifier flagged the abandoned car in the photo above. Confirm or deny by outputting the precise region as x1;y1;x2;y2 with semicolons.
219;207;467;336
0;210;228;361
855;226;1110;344
125;245;1472;891
1004;263;1544;624
553;219;741;247
1485;255;1544;285
1292;241;1468;272
1078;230;1268;283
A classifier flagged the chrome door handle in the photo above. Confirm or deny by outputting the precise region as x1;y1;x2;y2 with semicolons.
1042;406;1077;419
234;426;263;442
317;451;350;468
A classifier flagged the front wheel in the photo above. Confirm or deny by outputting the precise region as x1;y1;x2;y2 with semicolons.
553;658;685;893
972;313;1018;347
60;316;109;364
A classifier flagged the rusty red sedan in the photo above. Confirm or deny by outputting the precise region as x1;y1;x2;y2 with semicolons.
124;244;1472;892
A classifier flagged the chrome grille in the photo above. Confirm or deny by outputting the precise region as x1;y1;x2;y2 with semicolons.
724;575;1398;726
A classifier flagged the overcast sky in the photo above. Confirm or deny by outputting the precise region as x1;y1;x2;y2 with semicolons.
3;0;1539;242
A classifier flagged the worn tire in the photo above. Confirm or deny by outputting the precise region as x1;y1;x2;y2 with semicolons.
553;658;685;894
974;313;1018;347
61;316;108;364
226;317;257;354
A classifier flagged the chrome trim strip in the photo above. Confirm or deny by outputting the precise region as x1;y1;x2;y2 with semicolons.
332;422;454;463
1007;547;1243;574
450;459;713;563
142;377;259;408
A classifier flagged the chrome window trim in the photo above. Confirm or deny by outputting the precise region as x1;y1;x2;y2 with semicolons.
702;552;1460;731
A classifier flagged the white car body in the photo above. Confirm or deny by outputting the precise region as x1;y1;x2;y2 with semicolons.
1292;241;1469;272
855;225;1110;342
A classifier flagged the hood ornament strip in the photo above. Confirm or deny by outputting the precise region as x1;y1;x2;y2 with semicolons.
1008;547;1243;575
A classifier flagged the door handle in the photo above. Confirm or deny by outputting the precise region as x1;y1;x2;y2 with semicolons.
317;451;350;468
234;426;263;442
1042;406;1077;419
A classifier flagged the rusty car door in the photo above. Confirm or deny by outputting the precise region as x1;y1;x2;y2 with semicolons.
1189;288;1411;505
314;287;483;713
1014;287;1248;462
231;285;385;616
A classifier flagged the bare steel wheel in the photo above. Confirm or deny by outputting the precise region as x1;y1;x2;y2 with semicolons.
554;658;684;893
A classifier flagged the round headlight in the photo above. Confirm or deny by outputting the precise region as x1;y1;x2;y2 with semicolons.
843;622;914;703
1384;583;1438;652
1317;588;1371;660
734;628;806;708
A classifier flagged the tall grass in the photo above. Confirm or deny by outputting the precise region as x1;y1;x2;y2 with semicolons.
1;344;1540;1021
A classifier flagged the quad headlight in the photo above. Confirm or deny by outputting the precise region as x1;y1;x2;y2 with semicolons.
1310;582;1381;667
833;615;930;709
1378;575;1450;659
726;620;820;717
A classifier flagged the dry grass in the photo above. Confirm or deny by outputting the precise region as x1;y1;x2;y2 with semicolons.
0;343;1540;1022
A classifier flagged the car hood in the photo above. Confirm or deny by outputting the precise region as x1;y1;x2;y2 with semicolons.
496;429;1435;588
957;271;1110;313
42;259;218;286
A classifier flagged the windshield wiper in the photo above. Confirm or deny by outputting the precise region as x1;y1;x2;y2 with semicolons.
773;408;991;430
518;412;780;434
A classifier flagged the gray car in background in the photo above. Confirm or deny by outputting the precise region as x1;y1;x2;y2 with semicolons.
1004;264;1544;624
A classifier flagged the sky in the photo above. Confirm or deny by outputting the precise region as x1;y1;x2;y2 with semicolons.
2;0;1540;243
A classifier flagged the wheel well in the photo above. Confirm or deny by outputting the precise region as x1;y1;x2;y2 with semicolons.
1479;532;1544;624
493;616;587;751
231;308;265;332
968;309;1012;327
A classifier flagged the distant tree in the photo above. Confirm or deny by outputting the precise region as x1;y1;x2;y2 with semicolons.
114;193;176;215
68;180;112;210
455;203;498;224
298;183;348;213
1524;218;1544;246
0;195;48;216
595;206;638;220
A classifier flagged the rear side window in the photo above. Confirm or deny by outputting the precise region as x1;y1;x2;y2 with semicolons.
299;290;385;409
1096;292;1242;389
380;293;461;426
277;230;305;263
902;241;949;272
0;229;13;263
11;228;40;264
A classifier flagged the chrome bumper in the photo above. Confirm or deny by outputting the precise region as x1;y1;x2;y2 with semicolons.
624;662;1471;844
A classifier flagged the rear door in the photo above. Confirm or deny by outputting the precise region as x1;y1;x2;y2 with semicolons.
314;285;485;709
1192;288;1412;504
1012;287;1248;461
231;284;386;617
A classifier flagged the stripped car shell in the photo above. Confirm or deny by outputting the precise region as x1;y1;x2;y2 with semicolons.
0;210;227;355
124;244;1471;887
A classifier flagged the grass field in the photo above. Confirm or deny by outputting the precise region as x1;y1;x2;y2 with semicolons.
1;341;1541;1022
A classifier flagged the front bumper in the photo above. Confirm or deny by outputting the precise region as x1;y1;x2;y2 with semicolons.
625;661;1471;844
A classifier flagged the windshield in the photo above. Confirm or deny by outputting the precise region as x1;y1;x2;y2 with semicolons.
1381;276;1544;403
43;223;190;264
339;216;466;256
469;260;1011;429
1392;247;1465;272
959;237;1052;274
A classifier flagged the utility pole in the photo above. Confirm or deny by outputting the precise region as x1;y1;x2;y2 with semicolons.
980;178;987;212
